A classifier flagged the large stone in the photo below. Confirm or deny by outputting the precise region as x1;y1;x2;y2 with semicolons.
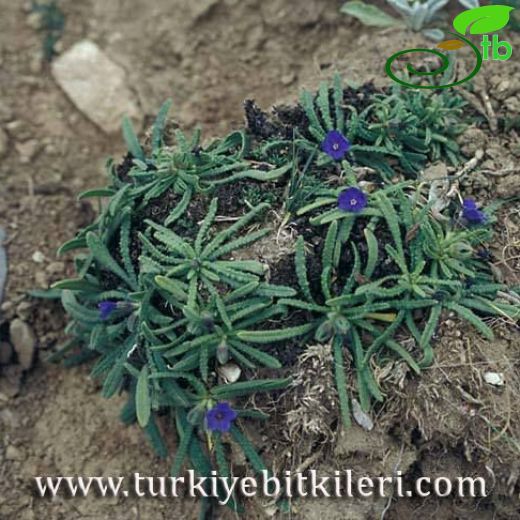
51;40;141;134
9;318;37;370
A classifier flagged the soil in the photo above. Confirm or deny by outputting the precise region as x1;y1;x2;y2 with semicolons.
1;1;520;519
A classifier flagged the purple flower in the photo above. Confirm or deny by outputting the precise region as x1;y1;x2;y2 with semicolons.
462;199;487;225
321;130;350;161
206;402;237;433
338;187;368;213
98;300;118;320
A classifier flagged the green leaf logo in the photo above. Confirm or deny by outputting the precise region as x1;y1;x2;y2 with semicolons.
453;5;514;34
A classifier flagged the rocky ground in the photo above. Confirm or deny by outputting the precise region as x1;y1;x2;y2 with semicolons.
1;1;520;519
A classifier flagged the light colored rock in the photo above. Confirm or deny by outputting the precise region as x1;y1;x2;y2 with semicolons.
31;250;45;264
9;319;37;370
484;372;505;387
5;120;31;141
0;365;22;399
16;139;41;164
189;0;220;22
1;301;15;320
422;162;448;181
217;362;241;383
352;398;374;431
0;101;13;122
34;270;49;288
46;261;65;274
16;300;33;321
281;72;296;86
5;445;24;461
0;127;8;158
51;40;142;134
26;11;44;30
29;49;44;74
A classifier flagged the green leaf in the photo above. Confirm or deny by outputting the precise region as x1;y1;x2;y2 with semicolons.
86;232;137;290
237;323;315;343
444;302;494;340
29;288;63;299
171;419;194;477
231;342;281;369
255;283;296;298
144;415;168;458
51;278;101;292
295;236;315;303
212;377;291;399
152;99;173;152
213;434;242;512
333;73;345;133
300;89;325;139
102;363;124;398
61;290;101;323
195;198;218;254
57;236;87;255
165;187;192;225
155;276;188;301
363;228;379;278
453;5;514;35
341;1;404;28
321;221;338;300
122;115;145;161
229;425;268;474
317;81;334;132
78;188;116;200
136;365;151;428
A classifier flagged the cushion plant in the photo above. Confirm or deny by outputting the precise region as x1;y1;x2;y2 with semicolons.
50;75;520;513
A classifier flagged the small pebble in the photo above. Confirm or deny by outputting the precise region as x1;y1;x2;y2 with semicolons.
9;318;37;370
5;445;24;461
32;251;45;264
16;139;41;164
46;261;65;275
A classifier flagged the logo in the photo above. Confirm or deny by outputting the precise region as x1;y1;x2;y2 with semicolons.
385;5;515;89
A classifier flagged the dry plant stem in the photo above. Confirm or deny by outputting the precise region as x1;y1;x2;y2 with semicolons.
480;85;498;133
457;89;488;120
450;149;484;180
481;168;517;177
380;442;405;520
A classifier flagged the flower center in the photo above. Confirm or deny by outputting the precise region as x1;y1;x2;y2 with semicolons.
350;199;357;206
332;143;340;151
215;412;224;420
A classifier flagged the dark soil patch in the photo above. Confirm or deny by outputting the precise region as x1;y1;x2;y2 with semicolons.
245;82;384;142
115;152;135;183
261;309;311;367
269;254;299;289
213;179;283;216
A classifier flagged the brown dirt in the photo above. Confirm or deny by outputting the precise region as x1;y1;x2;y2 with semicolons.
1;1;520;519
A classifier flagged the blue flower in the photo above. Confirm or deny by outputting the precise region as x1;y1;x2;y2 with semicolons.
98;300;118;320
206;402;237;433
338;187;368;213
321;130;350;161
462;199;487;225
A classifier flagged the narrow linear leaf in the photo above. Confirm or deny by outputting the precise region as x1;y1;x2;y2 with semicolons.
136;365;151;428
122;115;145;161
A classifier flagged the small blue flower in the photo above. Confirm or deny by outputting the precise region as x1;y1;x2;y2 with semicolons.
338;187;368;213
98;300;118;320
462;199;487;225
206;402;237;433
321;130;350;161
